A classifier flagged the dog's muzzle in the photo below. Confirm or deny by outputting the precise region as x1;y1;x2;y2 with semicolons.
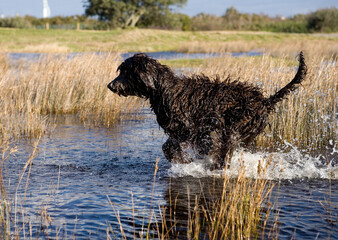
107;75;123;93
107;81;116;92
107;76;129;97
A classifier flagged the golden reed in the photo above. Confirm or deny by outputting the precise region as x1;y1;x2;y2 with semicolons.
0;52;141;140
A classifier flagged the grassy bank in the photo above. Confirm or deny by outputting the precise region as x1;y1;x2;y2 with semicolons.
0;28;337;57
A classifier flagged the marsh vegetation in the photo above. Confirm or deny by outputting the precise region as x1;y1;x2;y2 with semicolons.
0;52;141;140
0;34;336;150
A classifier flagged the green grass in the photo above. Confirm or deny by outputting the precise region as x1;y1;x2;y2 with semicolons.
0;28;336;53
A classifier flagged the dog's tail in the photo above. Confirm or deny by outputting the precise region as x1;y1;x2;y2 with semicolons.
265;51;307;110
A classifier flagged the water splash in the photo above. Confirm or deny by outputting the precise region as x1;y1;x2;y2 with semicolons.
169;147;337;180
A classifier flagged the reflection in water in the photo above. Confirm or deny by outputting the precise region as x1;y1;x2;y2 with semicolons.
4;109;337;239
162;176;225;239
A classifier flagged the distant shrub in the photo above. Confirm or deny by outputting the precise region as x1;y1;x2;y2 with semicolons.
307;7;338;32
191;13;224;30
0;17;33;29
178;13;192;31
266;20;308;33
153;11;184;30
137;12;191;31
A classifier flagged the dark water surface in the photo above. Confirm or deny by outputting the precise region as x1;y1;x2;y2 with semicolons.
5;109;337;239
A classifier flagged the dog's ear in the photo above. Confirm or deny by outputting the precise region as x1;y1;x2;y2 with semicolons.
116;64;121;73
139;71;156;90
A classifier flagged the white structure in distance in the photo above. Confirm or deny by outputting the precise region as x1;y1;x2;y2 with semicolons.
43;0;51;18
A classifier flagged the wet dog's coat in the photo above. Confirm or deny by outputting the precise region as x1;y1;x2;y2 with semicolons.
108;52;307;169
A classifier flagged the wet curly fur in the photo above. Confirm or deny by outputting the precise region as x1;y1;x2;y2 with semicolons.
108;52;307;169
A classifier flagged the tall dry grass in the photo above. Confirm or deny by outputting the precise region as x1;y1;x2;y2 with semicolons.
185;158;276;239
1;49;335;150
1;46;336;151
0;138;44;239
0;52;142;139
187;52;337;152
108;157;277;239
177;37;338;60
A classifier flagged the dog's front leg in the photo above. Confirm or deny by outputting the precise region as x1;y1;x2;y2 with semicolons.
162;138;193;164
208;131;235;170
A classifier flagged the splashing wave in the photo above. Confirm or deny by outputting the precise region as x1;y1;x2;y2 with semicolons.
169;147;337;180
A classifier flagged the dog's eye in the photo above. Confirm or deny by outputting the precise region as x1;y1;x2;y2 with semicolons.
118;68;125;74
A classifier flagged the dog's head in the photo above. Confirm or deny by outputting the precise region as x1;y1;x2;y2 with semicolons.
107;53;160;98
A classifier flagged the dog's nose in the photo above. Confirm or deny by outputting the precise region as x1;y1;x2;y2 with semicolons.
107;81;114;91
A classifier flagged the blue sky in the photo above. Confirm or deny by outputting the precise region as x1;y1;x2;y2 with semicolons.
0;0;337;18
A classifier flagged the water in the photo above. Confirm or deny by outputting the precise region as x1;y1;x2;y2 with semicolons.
4;109;337;239
3;51;337;239
121;51;262;60
8;50;262;63
5;111;168;239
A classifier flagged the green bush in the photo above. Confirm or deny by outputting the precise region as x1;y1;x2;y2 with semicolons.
0;17;32;29
266;20;308;33
307;7;338;32
178;14;192;31
138;12;191;31
191;13;225;30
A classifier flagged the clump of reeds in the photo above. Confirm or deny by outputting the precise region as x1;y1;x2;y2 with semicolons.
186;158;276;239
0;53;142;139
0;53;9;72
188;52;336;152
0;138;58;239
108;157;277;239
0;141;14;239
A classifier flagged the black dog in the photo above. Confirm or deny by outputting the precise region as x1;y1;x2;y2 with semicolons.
108;52;307;169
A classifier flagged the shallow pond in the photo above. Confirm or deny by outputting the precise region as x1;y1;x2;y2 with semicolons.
3;51;337;239
4;109;337;239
